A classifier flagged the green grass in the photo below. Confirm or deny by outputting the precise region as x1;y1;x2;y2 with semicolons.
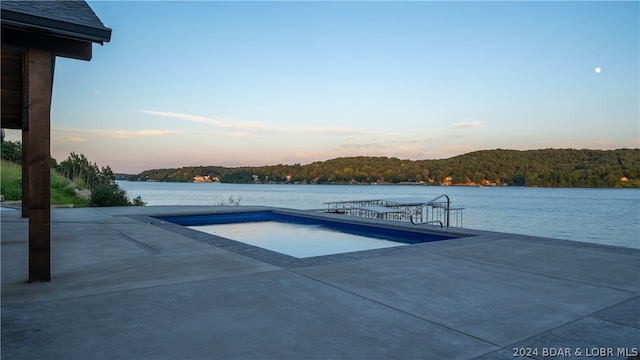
50;171;90;207
0;160;22;201
1;160;90;207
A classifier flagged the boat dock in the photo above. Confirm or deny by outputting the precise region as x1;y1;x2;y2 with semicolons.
321;195;464;228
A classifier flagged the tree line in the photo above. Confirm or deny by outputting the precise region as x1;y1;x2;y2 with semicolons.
57;152;116;189
126;148;640;188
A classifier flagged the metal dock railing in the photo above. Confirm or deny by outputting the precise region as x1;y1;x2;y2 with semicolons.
318;195;464;229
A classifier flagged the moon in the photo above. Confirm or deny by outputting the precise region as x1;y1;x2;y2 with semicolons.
595;67;602;74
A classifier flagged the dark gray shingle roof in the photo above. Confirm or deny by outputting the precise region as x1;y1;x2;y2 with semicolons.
1;0;111;44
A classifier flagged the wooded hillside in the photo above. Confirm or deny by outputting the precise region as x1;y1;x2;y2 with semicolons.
125;148;640;188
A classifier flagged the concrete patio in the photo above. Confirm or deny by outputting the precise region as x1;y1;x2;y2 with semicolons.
1;205;638;359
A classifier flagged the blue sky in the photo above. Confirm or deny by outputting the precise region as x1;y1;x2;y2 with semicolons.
8;1;638;173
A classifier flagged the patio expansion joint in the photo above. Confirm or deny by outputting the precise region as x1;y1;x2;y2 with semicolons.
103;224;163;255
590;293;640;329
288;268;502;349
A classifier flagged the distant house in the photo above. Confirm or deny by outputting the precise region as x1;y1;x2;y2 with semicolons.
481;179;493;186
193;175;219;183
620;176;629;182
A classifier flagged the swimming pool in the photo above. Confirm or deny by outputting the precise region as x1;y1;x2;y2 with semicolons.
158;211;458;258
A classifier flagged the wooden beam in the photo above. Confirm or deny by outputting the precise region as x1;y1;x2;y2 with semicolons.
2;28;92;61
1;47;24;129
21;129;29;218
21;50;29;218
26;49;53;282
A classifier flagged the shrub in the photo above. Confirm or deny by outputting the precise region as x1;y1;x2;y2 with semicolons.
219;196;241;206
131;195;146;206
90;184;130;207
1;140;21;162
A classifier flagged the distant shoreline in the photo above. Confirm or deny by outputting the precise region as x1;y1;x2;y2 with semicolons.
116;179;640;190
115;148;640;188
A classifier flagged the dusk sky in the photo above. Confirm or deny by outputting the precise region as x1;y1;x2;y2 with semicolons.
6;1;638;173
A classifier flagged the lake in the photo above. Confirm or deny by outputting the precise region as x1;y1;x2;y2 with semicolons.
117;181;640;249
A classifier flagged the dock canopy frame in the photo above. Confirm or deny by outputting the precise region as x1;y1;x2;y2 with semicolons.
1;0;111;282
322;196;464;228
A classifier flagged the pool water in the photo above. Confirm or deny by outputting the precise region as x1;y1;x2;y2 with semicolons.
158;211;457;259
190;221;405;258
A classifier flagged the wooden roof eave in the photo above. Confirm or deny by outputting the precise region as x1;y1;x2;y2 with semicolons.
3;27;93;61
0;5;112;61
1;7;112;44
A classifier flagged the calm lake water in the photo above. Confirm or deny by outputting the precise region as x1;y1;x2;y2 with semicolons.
117;181;640;249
